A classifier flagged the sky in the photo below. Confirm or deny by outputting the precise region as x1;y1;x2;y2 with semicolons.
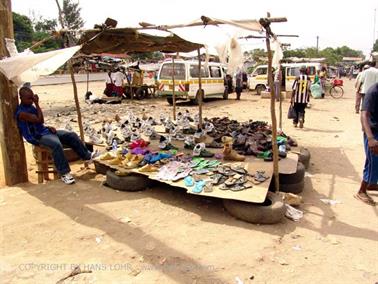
12;0;378;58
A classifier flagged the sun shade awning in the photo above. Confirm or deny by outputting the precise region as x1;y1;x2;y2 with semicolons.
78;28;203;55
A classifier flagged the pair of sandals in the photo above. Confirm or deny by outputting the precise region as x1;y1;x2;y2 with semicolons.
219;174;253;192
184;177;213;193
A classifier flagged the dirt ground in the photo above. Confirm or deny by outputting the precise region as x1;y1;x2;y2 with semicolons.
0;79;377;284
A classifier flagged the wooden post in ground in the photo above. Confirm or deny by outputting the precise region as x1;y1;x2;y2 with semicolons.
264;13;280;193
0;0;28;185
68;62;85;141
197;48;203;128
172;57;176;120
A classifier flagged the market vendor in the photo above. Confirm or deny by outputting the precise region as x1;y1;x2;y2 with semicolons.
112;67;126;98
15;87;99;184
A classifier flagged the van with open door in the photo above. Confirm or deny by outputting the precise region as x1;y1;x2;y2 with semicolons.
156;60;228;104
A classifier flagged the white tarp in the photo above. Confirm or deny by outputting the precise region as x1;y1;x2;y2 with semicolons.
272;39;284;68
0;45;81;86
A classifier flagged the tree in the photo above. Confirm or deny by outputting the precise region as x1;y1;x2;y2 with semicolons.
62;0;84;30
12;12;33;51
373;39;378;52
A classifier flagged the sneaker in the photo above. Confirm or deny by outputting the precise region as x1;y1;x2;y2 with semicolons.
86;149;100;163
61;173;75;184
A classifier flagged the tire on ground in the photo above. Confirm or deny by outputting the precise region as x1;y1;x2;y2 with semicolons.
298;148;311;169
167;97;173;105
94;161;110;175
279;162;305;184
279;179;305;194
106;170;153;191
223;88;229;100
223;192;285;224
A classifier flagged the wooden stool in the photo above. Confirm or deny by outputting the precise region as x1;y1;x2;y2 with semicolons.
32;142;94;183
32;146;58;183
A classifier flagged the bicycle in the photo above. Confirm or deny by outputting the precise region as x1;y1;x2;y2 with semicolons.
326;78;344;98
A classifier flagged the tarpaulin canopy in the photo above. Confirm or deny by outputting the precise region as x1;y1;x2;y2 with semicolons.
0;45;81;85
78;28;203;55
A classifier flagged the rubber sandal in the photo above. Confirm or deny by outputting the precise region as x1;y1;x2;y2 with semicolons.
172;168;192;182
203;183;214;193
230;184;245;192
354;193;376;206
192;180;205;193
184;176;195;187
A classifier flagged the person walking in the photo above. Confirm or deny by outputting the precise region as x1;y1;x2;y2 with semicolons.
15;87;99;184
291;66;311;128
355;82;378;206
235;70;243;100
354;65;369;114
356;62;378;110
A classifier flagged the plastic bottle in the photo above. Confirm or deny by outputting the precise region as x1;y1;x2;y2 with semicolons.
112;139;118;151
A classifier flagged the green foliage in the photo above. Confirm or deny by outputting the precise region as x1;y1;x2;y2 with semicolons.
283;46;364;65
34;18;57;32
13;12;33;51
373;39;378;52
62;0;84;30
12;12;63;53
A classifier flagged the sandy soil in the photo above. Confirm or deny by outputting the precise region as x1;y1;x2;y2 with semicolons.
0;79;377;284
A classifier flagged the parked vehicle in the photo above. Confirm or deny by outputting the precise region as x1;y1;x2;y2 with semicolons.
156;60;228;104
248;63;322;94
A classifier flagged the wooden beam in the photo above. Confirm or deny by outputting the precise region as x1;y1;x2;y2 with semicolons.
265;12;280;193
172;57;176;120
0;0;28;185
68;62;84;141
197;48;203;128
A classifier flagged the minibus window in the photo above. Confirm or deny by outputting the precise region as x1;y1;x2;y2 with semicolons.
159;63;186;80
209;66;222;78
190;65;209;78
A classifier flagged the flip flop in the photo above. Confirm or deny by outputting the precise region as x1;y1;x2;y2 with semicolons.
172;168;192;182
354;193;376;206
184;176;194;187
203;183;214;193
192;180;206;193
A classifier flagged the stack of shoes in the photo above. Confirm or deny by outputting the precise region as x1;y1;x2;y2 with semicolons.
194;128;221;148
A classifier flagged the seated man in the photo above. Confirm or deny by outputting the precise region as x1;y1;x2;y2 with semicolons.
15;87;98;184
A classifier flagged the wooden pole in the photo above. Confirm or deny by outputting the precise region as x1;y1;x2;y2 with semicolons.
54;0;84;142
277;67;283;130
68;62;85;141
265;13;280;193
86;69;89;94
172;57;176;120
197;48;203;128
0;0;28;185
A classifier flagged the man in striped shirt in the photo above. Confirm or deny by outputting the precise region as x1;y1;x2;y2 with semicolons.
291;66;311;128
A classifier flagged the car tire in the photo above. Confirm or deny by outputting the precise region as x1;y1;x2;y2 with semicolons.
106;170;153;192
193;90;204;105
298;148;311;169
279;179;305;194
94;161;110;175
223;192;285;224
256;85;266;96
279;162;305;184
167;97;173;105
223;88;229;100
269;177;305;194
